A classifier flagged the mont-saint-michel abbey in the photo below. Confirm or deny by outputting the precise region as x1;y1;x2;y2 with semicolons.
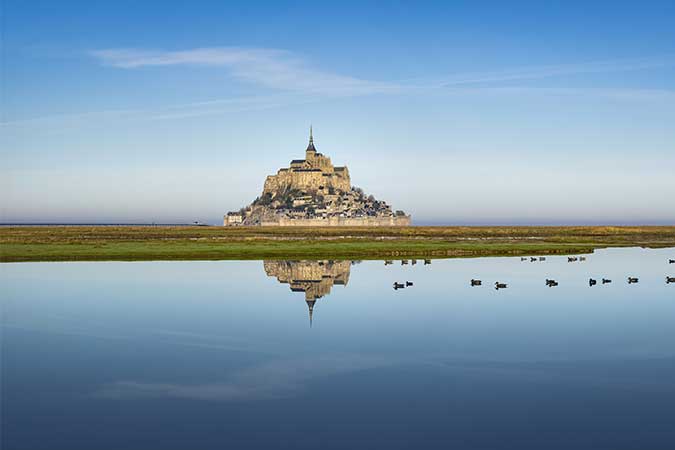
224;128;411;226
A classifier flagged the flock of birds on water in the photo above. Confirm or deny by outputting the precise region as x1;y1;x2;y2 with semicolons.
391;257;675;291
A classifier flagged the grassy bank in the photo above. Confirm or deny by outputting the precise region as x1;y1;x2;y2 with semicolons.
1;225;674;262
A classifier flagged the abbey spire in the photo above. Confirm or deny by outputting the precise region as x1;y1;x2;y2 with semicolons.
306;125;316;153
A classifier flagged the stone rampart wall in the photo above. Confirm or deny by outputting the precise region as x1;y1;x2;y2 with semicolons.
259;216;411;227
263;170;350;194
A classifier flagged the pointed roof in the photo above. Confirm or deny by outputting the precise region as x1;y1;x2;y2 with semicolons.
306;299;316;328
306;125;316;152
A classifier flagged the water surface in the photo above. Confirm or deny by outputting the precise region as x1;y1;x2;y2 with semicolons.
2;247;675;449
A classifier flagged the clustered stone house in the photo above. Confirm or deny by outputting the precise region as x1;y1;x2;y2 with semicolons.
225;128;410;226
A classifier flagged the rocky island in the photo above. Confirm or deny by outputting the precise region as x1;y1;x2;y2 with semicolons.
225;128;411;226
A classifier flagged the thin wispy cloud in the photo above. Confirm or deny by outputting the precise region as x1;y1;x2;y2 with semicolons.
433;86;675;102
91;47;397;96
3;49;673;129
92;47;675;92
420;57;675;88
0;92;320;128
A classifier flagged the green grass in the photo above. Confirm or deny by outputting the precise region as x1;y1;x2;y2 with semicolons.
1;225;674;262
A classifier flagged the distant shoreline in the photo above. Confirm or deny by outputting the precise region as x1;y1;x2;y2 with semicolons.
3;222;675;227
2;225;674;263
0;223;197;227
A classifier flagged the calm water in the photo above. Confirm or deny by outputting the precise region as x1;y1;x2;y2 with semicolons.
2;247;675;449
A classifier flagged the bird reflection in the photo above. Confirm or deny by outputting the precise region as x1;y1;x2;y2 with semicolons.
264;260;354;327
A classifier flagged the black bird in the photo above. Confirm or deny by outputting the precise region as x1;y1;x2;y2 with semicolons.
539;257;546;261
495;282;508;289
393;282;405;290
580;256;586;261
384;260;393;266
424;259;432;265
470;279;482;286
568;257;578;262
669;259;675;264
667;277;675;284
530;257;537;262
405;281;413;287
401;260;408;265
411;260;417;265
589;278;597;286
602;278;612;284
521;257;527;261
628;277;639;284
546;279;558;287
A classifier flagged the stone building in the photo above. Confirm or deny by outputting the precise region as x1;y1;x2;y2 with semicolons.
224;212;243;225
262;127;351;194
224;128;411;226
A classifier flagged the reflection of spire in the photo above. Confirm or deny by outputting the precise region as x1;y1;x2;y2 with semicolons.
263;260;352;328
307;299;315;328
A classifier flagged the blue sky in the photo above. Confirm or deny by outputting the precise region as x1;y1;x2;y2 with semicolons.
2;0;675;224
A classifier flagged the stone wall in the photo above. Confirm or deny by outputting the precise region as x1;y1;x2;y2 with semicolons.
263;169;350;194
260;215;411;227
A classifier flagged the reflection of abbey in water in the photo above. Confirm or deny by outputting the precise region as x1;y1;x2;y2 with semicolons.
263;260;353;326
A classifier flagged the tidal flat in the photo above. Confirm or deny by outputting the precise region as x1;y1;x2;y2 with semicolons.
2;225;675;262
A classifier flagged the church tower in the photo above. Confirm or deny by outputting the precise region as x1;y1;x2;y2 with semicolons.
305;125;316;160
